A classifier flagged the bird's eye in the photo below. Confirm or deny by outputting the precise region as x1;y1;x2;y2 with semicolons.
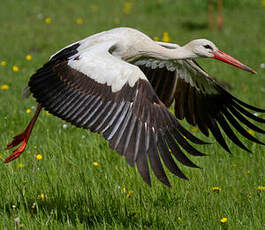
203;45;213;50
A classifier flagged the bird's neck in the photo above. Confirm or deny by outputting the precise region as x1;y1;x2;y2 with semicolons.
140;43;197;60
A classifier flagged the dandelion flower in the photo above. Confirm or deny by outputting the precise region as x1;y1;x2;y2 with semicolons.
162;32;170;42
36;154;43;160
211;186;221;192
26;54;32;61
93;161;98;166
45;17;51;24
26;109;31;114
257;186;265;191
90;5;98;12
76;18;83;24
220;217;227;223
248;129;255;136
1;61;6;66
190;127;199;132
130;210;138;215
126;190;133;198
12;65;19;72
1;84;9;90
123;2;132;15
153;36;159;41
40;193;45;199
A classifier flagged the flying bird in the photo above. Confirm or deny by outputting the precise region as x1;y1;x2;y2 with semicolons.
4;27;265;187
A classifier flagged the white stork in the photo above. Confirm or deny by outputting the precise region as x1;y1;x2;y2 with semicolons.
5;27;265;187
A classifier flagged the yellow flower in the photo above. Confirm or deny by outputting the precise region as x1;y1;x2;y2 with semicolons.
23;180;27;185
162;32;170;42
177;216;182;222
230;163;237;168
220;217;227;223
1;84;9;90
12;65;19;72
123;2;133;15
26;109;31;114
26;54;32;61
90;5;98;12
17;163;24;168
262;0;265;6
130;210;139;215
45;111;50;116
248;129;255;136
1;61;6;66
40;193;45;199
45;17;51;24
36;154;43;160
121;187;126;193
211;186;221;192
93;161;98;166
247;170;251;174
153;36;159;41
169;108;174;114
257;186;265;191
190;127;199;132
76;18;83;25
126;190;133;198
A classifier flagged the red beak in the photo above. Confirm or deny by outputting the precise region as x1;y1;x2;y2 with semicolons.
213;50;256;74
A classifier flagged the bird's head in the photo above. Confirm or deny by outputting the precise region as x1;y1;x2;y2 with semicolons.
185;39;217;58
185;39;256;74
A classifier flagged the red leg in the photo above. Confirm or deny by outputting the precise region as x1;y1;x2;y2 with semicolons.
4;104;42;163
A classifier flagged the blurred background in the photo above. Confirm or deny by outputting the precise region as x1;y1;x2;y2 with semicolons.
0;0;264;101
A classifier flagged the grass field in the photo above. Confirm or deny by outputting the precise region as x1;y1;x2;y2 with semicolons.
0;0;265;229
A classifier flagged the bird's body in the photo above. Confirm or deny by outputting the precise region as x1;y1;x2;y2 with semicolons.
4;27;265;187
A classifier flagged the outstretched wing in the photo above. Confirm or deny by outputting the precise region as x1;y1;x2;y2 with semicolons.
134;42;265;153
28;41;208;187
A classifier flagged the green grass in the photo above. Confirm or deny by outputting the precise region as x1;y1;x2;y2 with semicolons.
0;0;265;229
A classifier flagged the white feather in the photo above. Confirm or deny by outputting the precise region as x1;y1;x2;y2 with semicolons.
68;41;147;92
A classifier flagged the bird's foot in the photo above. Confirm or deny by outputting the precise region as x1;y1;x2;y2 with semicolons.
4;140;27;163
6;129;30;150
4;104;42;163
4;124;33;163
